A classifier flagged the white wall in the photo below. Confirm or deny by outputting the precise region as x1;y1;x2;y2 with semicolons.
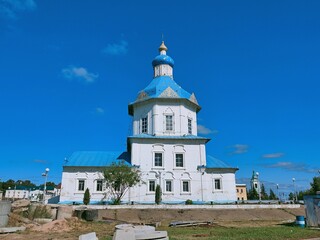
59;167;236;203
60;168;111;203
133;101;198;136
129;140;236;203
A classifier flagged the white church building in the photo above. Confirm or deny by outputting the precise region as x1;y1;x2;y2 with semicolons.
59;42;238;204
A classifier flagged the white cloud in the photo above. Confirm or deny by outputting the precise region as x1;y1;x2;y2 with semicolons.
262;152;284;159
102;40;128;55
228;144;249;154
62;66;98;83
33;159;47;164
197;124;212;135
197;124;218;135
0;0;36;20
264;161;317;173
95;107;105;114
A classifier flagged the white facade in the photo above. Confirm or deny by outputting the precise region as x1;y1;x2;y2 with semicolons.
4;188;58;202
60;42;238;204
5;189;30;200
132;101;198;136
60;168;107;203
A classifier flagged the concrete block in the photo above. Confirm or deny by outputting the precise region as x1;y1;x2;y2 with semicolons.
33;218;53;224
57;206;73;219
79;232;98;240
0;226;26;233
135;231;168;240
112;229;135;240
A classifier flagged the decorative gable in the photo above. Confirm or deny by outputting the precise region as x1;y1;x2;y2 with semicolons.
159;87;179;98
137;91;149;100
189;93;198;105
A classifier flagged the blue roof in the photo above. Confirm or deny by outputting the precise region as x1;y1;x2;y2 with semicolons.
206;155;233;168
129;76;200;115
63;151;131;167
152;54;174;67
141;76;191;99
128;134;210;142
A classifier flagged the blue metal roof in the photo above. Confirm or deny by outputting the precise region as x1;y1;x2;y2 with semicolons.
128;134;210;142
152;54;174;67
141;75;191;99
206;155;232;168
63;151;131;167
128;76;200;115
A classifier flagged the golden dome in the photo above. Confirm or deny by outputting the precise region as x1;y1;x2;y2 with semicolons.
159;41;168;52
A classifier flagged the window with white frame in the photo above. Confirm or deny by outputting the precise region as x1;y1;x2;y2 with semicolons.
141;116;148;134
96;180;103;192
78;180;85;191
165;180;173;192
165;115;173;131
188;118;192;134
182;181;190;192
214;179;222;190
175;153;184;168
154;152;163;167
149;180;156;192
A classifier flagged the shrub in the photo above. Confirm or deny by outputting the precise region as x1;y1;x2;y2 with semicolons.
83;188;90;205
111;198;121;205
155;185;162;204
185;199;193;205
24;205;52;220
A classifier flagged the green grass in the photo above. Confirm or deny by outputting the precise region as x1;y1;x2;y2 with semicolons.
159;225;320;240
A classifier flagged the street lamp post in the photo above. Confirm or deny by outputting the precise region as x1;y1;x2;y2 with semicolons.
197;165;206;203
292;178;296;203
42;168;50;204
276;184;279;201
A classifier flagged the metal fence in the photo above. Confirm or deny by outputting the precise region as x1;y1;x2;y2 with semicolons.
303;195;320;227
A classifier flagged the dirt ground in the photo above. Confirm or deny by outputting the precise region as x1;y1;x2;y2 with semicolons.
0;206;306;240
100;206;305;227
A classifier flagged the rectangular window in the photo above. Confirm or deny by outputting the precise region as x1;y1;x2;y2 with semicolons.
175;153;184;168
96;180;103;192
182;181;190;192
78;180;85;191
142;116;148;134
188;118;192;134
214;179;222;190
166;115;173;131
149;180;155;192
166;180;172;192
154;153;163;167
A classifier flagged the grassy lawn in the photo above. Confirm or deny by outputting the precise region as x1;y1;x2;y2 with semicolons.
158;225;320;240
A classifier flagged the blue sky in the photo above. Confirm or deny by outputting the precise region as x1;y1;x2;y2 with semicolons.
0;0;319;196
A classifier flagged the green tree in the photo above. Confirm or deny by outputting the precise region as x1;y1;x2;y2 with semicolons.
269;189;277;200
103;161;141;205
288;192;294;200
3;179;15;190
247;188;259;200
260;184;269;200
39;181;56;190
83;188;90;205
21;180;36;188
310;177;320;195
155;185;162;204
297;190;306;200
